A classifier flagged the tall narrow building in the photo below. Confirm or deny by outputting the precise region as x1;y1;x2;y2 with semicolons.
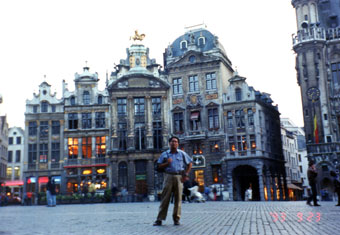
292;0;340;194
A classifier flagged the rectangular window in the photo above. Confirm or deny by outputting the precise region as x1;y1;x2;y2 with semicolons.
189;75;199;92
6;167;12;180
29;122;37;136
51;105;56;112
153;122;162;150
83;91;90;105
16;137;21;145
135;123;146;150
117;98;127;116
96;136;106;158
33;105;38;113
8;151;12;163
118;123;127;150
173;78;182;95
250;135;256;150
14;167;20;180
95;112;105;128
28;144;37;163
41;101;48;112
39;143;48;163
68;138;78;159
237;135;247;151
212;165;221;183
229;136;235;153
173;112;184;134
51;142;60;162
152;97;161;115
52;121;60;135
8;137;13;145
208;108;219;130
235;110;245;128
206;73;216;90
82;113;92;129
82;137;92;159
15;150;20;162
331;63;340;88
68;113;78;129
227;111;233;128
134;98;145;116
40;121;49;138
248;109;254;126
190;111;200;131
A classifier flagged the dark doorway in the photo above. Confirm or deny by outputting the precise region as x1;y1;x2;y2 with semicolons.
135;160;148;197
233;165;260;201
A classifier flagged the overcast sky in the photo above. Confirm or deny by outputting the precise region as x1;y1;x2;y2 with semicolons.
0;0;301;129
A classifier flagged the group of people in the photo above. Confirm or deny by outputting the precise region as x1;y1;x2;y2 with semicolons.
307;160;340;206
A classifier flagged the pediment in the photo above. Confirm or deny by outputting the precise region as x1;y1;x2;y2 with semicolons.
206;101;219;107
171;106;185;112
108;73;170;91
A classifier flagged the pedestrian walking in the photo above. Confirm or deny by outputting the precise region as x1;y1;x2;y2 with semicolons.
306;160;320;206
111;183;118;203
245;186;252;201
50;179;57;206
89;181;96;202
46;176;52;207
153;136;192;226
330;171;340;206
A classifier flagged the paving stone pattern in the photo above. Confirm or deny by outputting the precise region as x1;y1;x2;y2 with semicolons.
1;201;339;235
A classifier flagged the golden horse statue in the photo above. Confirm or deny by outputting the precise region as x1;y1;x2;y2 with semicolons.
130;30;145;41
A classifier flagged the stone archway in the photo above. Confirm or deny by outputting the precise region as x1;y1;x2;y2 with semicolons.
232;165;260;201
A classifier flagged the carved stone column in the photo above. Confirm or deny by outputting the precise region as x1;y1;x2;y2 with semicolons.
265;171;272;201
257;168;265;201
127;96;135;150
162;95;169;149
146;96;153;149
272;174;277;201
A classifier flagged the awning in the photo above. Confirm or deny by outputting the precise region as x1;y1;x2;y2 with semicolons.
5;180;24;186
190;112;200;120
287;183;303;190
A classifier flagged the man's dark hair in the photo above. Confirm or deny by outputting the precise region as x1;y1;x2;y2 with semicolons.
169;136;180;143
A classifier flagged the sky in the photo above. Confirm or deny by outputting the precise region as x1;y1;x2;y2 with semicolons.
0;0;302;129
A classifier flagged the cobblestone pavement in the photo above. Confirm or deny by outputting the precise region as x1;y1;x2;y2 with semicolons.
1;201;339;235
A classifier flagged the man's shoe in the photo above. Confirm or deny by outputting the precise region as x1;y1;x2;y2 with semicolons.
314;204;321;206
174;221;180;226
336;204;340;206
306;201;312;206
153;220;162;226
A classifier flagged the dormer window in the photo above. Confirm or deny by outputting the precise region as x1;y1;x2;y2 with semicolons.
41;101;48;113
180;40;187;50
83;91;90;105
98;95;103;104
235;88;242;101
70;96;76;106
198;37;205;47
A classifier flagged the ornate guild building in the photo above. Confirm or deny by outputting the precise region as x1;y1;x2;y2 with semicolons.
292;0;340;195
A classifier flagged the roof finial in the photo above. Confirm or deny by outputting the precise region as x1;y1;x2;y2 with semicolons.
234;66;238;76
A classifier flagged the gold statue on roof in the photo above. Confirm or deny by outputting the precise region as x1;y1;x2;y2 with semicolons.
130;30;145;41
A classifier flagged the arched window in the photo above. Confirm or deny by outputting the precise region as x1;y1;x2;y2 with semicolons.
83;91;90;105
198;37;205;47
98;95;103;104
235;88;242;101
180;40;187;50
118;162;128;188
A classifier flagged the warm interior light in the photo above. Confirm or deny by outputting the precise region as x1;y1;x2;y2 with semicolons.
97;168;105;174
83;169;92;175
214;144;219;149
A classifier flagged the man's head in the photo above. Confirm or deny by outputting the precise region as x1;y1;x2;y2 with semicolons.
169;136;179;150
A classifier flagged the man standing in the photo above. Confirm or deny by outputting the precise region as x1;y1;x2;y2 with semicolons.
307;160;320;206
153;136;192;226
